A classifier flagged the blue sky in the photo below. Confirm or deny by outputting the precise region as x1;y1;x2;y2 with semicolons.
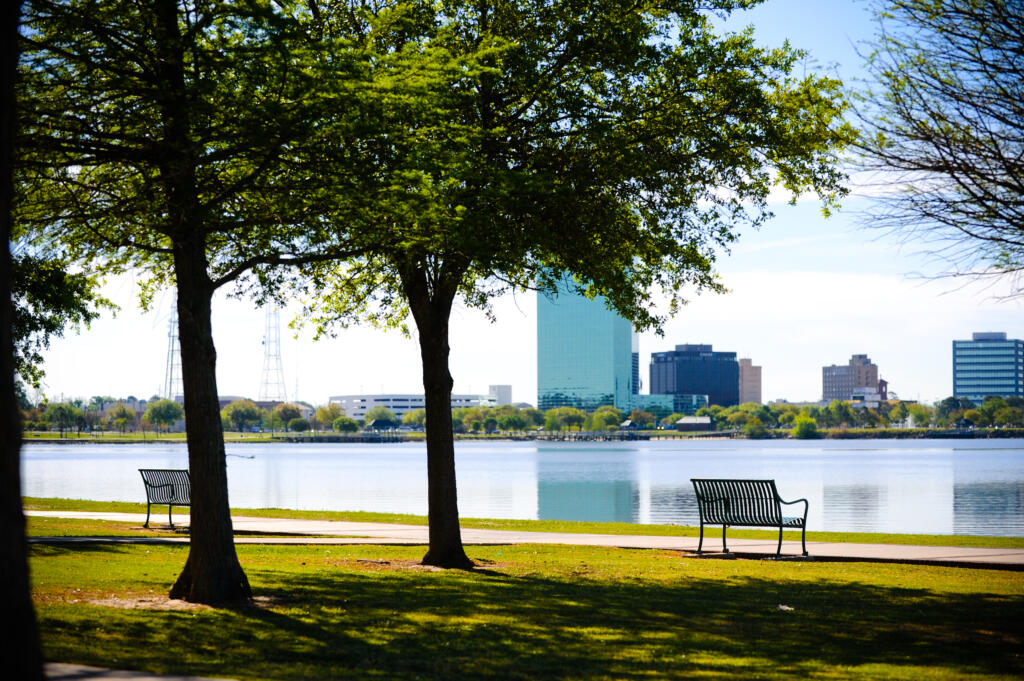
35;1;1022;407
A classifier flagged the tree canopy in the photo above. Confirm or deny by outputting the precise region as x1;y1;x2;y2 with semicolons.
294;0;850;567
856;0;1024;294
221;400;260;432
14;0;370;604
19;0;851;573
144;398;184;432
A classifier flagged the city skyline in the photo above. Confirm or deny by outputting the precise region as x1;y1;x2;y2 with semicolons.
32;0;1024;408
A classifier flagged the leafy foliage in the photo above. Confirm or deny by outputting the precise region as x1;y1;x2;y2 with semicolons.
220;400;260;432
856;0;1024;293
288;418;310;433
143;399;183;432
10;251;113;388
792;415;819;439
332;416;359;433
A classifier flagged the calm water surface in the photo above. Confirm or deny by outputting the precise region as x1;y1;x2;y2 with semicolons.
21;438;1024;536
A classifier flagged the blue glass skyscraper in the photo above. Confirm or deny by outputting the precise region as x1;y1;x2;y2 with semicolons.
537;283;636;412
953;332;1024;402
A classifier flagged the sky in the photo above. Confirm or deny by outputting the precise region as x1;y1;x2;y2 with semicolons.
33;0;1023;408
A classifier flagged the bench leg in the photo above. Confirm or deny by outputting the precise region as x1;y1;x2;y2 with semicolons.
697;523;704;555
777;525;783;557
721;525;729;554
801;526;807;557
144;502;151;528
168;505;174;529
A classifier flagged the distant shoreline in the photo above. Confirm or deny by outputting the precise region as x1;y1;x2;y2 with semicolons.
19;427;1024;444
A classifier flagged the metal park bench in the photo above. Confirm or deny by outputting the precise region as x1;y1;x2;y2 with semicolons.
138;468;190;528
691;479;808;557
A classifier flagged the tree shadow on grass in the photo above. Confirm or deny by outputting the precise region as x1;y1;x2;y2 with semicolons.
38;548;1024;680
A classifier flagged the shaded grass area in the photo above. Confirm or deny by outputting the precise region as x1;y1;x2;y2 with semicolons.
24;496;1024;548
32;542;1024;680
25;516;347;539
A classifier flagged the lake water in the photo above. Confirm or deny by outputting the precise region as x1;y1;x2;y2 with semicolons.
20;438;1024;536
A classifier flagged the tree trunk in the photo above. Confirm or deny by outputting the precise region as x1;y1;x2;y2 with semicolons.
147;0;250;604
403;263;473;569
1;1;43;675
167;242;252;604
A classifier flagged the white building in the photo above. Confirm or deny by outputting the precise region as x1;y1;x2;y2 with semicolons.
488;385;513;405
738;358;762;405
328;393;497;420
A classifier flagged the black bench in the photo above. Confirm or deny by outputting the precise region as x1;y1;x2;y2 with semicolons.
691;479;808;557
139;468;190;528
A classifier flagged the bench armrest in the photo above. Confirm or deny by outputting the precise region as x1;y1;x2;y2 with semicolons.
779;497;809;520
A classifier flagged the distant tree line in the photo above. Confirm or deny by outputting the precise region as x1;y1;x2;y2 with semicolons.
21;396;182;436
23;394;1022;438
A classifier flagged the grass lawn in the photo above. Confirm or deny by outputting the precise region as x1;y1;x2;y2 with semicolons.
31;541;1024;681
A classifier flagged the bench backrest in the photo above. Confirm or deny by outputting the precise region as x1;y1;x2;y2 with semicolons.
691;479;781;524
139;469;191;505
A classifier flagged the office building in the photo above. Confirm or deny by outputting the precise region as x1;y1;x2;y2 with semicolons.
738;358;762;405
488;385;513;406
953;332;1024;403
822;354;879;402
650;344;739;408
537;282;637;412
328;393;496;420
633;393;676;420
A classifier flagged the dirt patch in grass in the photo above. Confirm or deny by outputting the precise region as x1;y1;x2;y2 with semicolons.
87;594;301;611
88;595;214;611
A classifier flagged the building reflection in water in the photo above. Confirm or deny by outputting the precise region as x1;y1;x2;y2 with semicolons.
19;440;1024;537
823;485;883;533
536;450;639;523
954;483;1024;535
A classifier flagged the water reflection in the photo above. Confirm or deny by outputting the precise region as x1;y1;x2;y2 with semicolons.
954;482;1024;535
823;485;885;533
536;452;638;522
19;439;1024;536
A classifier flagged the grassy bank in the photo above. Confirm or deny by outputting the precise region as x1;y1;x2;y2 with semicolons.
24;497;1024;548
31;541;1024;680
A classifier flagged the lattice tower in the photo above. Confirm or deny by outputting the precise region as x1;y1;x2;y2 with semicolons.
163;302;183;401
258;306;288;402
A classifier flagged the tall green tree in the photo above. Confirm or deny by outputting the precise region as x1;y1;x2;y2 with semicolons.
221;400;260;433
402;408;427;428
314;403;344;432
145;398;184;433
302;0;850;568
272;402;302;425
856;0;1024;293
15;0;365;604
2;0;43;675
142;395;184;432
43;402;77;437
363;406;398;427
108;402;136;434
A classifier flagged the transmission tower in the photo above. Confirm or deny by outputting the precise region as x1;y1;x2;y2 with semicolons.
163;301;183;401
258;306;288;402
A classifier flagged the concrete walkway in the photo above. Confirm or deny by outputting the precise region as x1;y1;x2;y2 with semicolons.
27;510;1024;569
